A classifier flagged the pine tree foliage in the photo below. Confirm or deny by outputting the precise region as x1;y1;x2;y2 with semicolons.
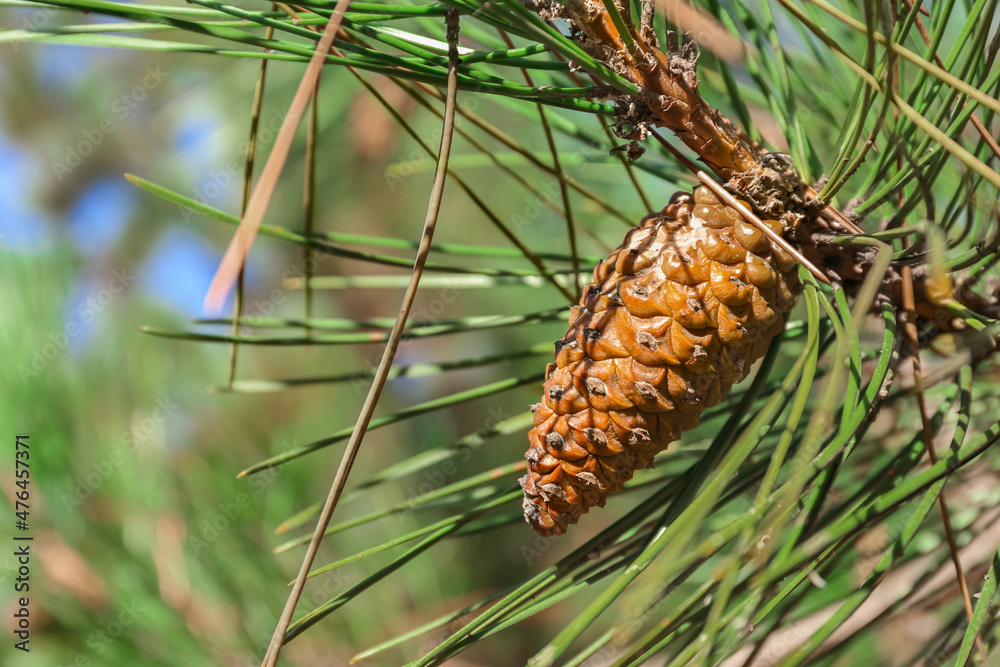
8;0;1000;664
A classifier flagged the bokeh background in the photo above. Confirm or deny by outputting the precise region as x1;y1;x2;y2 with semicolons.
0;5;674;664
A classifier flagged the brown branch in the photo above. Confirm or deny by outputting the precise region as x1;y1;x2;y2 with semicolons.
563;0;761;179
258;8;463;665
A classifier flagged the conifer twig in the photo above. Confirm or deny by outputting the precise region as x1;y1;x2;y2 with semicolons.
498;28;580;299
886;0;984;648
259;9;462;665
303;76;319;337
899;244;987;663
229;21;276;389
563;0;761;180
899;0;1000;164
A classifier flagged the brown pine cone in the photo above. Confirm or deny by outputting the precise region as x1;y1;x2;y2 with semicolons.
519;185;803;535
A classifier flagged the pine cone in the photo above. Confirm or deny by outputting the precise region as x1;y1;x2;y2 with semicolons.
520;185;802;535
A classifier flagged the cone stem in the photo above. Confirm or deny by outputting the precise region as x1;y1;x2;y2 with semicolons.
563;0;761;179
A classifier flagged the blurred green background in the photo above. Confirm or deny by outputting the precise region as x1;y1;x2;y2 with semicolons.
0;8;676;664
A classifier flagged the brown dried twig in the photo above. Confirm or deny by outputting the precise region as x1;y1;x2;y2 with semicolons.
258;8;463;666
